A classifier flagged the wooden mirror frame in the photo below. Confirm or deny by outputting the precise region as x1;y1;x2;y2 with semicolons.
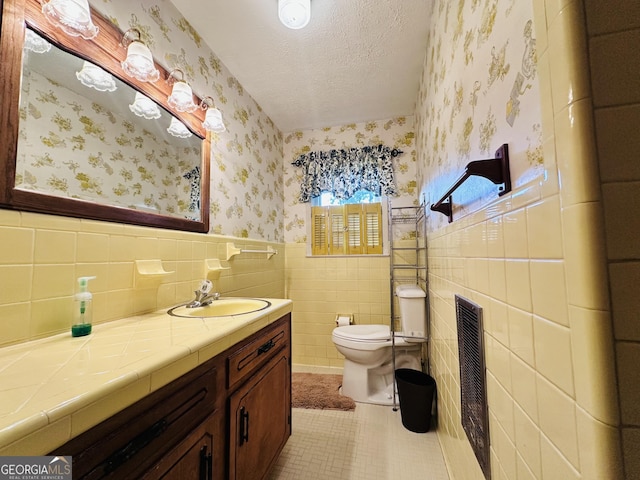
0;0;211;233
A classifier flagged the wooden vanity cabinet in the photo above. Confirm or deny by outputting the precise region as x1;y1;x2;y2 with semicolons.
51;354;225;480
227;315;291;480
49;314;291;480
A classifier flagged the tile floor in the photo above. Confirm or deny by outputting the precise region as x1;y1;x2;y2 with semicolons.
268;366;450;480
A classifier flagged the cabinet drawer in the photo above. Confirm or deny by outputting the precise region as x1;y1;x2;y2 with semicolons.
53;358;220;480
227;317;289;389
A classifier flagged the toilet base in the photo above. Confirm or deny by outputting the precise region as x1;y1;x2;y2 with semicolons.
340;350;422;406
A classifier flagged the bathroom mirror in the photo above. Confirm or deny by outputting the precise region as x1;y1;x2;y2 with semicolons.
0;0;211;232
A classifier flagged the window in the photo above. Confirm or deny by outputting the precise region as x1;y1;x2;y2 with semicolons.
310;191;383;255
291;145;400;257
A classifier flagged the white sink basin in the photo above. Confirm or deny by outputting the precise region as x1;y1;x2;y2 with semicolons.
168;298;271;318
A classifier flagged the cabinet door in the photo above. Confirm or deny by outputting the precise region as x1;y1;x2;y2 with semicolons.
143;411;222;480
229;354;290;480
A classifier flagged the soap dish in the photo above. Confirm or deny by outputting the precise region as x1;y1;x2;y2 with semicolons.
204;258;230;281
134;259;173;288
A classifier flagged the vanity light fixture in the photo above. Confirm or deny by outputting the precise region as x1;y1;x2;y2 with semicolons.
166;69;197;113
121;28;160;83
167;117;193;138
200;96;226;133
129;92;161;119
76;61;117;92
24;29;52;53
41;0;98;40
278;0;311;29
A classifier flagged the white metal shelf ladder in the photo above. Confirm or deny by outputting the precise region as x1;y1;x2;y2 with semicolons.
388;200;430;411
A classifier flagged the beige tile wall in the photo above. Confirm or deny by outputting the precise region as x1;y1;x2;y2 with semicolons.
421;0;627;479
428;191;622;480
0;209;285;347
585;0;640;477
285;243;391;367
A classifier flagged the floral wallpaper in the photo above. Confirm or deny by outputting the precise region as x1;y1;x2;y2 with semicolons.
17;63;202;219
85;0;285;240
283;117;419;243
415;0;543;228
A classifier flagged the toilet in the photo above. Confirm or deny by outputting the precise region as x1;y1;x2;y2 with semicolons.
332;284;427;405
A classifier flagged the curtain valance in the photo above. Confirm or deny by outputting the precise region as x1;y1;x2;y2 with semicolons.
291;144;402;203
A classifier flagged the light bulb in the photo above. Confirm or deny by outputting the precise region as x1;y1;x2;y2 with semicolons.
121;41;160;83
278;0;310;29
203;107;226;132
76;61;117;92
41;0;98;39
129;92;161;119
167;81;197;113
167;117;192;138
24;29;52;53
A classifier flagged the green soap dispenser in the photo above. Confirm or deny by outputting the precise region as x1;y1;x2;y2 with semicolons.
72;276;96;337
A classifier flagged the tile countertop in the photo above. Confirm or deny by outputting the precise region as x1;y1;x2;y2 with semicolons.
0;298;293;455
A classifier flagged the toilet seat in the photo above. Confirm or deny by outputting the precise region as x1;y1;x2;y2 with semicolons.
332;324;416;348
332;324;390;343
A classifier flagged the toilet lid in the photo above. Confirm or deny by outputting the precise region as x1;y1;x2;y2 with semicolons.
333;324;391;342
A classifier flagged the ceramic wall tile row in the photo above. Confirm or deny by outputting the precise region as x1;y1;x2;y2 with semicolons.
585;0;640;477
425;198;622;479
413;0;625;478
0;209;284;347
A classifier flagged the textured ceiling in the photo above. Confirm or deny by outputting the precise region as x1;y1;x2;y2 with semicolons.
170;0;431;132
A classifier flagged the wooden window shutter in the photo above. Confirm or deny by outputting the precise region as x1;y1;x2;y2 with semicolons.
311;206;328;255
363;203;383;254
311;202;383;256
346;204;363;254
329;206;346;255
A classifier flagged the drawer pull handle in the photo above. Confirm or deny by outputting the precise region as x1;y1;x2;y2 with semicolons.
257;339;274;355
239;407;250;445
199;445;212;480
104;419;167;473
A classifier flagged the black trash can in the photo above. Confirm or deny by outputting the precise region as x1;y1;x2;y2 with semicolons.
395;368;436;433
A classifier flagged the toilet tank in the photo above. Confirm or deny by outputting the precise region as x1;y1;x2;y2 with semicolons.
395;284;426;340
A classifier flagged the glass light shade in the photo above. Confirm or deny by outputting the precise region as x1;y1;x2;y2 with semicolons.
121;41;160;83
167;81;197;113
41;0;98;40
129;92;161;119
24;29;52;54
202;107;226;133
278;0;310;29
167;117;192;138
76;61;117;92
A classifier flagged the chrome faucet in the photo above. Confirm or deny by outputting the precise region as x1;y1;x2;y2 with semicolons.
186;280;220;308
